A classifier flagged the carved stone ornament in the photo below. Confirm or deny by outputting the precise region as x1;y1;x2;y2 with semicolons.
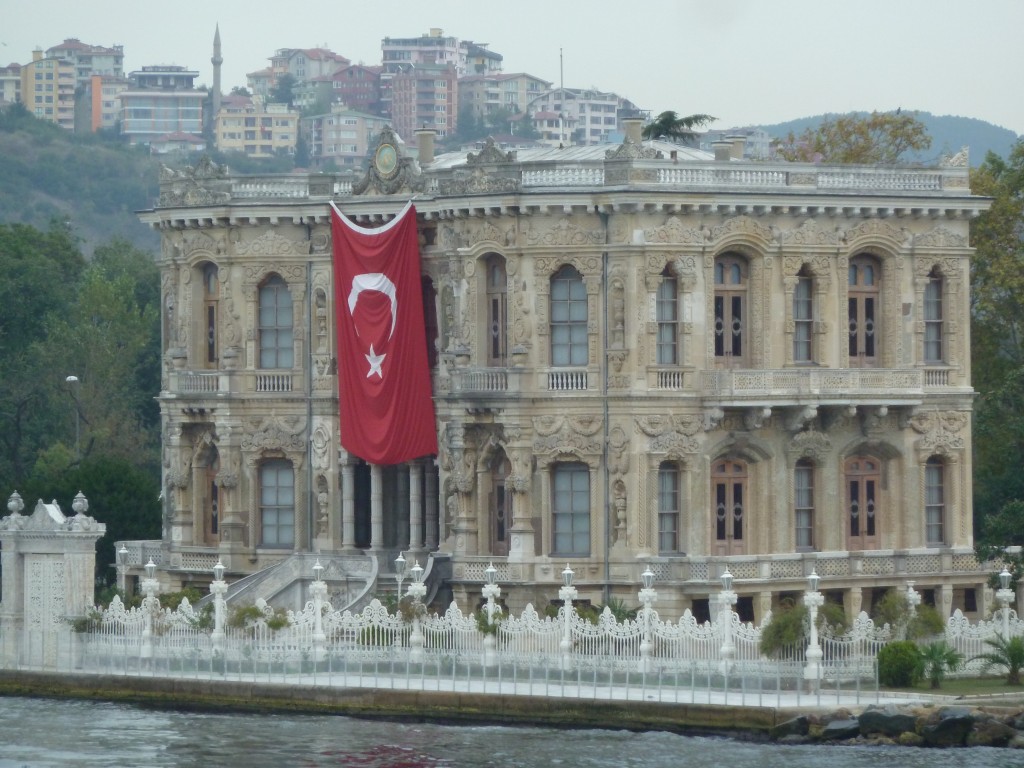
439;166;520;195
525;218;604;247
235;230;302;257
909;410;969;454
843;219;910;249
913;227;967;249
635;414;701;455
352;125;427;196
708;216;775;247
466;137;516;164
780;219;842;246
940;146;969;167
158;156;231;206
644;217;710;245
788;430;832;460
532;415;603;458
310;419;332;471
241;415;307;453
605;137;662;161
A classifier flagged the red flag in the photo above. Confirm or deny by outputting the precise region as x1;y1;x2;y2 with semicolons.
330;201;437;465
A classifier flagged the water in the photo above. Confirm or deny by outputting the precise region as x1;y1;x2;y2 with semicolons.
0;696;1016;767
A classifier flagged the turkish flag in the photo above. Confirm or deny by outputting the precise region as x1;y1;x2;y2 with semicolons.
330;201;437;465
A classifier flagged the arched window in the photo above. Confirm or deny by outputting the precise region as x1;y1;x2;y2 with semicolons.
924;269;944;363
714;254;746;366
552;462;589;556
658;462;681;553
656;267;680;365
793;267;814;363
845;456;880;550
848;255;880;367
925;456;945;545
259;275;294;369
203;263;219;368
550;265;587;366
260;459;294;548
486;254;507;366
712;459;746;555
794;459;814;550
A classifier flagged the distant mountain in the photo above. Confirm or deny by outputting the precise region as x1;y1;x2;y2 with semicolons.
751;111;1019;165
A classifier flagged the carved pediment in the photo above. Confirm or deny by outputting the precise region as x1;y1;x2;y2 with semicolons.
236;230;302;257
913;226;967;249
241;415;307;453
780;219;842;246
644;216;709;245
605;137;662;160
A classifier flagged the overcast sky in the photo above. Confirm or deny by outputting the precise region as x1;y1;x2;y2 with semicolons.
6;0;1023;136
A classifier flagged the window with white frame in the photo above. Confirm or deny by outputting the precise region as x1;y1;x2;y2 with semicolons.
793;269;814;363
795;459;814;549
925;456;945;545
260;459;294;548
656;268;680;365
552;462;590;556
550;265;588;366
258;275;294;369
658;462;681;553
924;269;944;363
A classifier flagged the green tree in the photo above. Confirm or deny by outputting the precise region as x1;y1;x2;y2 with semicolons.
269;74;297;107
918;640;963;689
973;634;1024;685
641;110;716;145
776;111;931;164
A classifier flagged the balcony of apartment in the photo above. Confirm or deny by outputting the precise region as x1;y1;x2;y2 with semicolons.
166;369;304;398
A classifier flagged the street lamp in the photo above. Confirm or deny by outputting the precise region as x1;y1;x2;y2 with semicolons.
394;551;406;603
997;568;1015;639
116;545;129;595
718;568;738;676
804;569;825;687
140;559;159;664
65;375;80;460
310;559;327;661
482;562;501;668
638;567;658;674
558;564;578;671
905;580;921;618
406;559;427;663
210;560;227;654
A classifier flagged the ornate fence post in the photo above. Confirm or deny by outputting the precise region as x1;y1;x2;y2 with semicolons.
718;568;737;676
905;580;921;622
997;568;1015;639
803;570;824;687
311;559;327;662
140;559;159;665
558;565;577;672
482;562;501;668
407;560;427;663
210;560;227;655
638;567;657;674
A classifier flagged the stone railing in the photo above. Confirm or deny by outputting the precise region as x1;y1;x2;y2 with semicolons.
544;367;589;392
701;368;925;398
449;368;517;393
169;371;226;395
165;370;302;396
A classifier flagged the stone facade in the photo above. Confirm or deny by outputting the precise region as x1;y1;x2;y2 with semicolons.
137;125;991;623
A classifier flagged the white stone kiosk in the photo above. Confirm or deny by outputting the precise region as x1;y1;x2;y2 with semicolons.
0;491;105;667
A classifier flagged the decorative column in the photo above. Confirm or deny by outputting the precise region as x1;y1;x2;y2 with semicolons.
997;568;1014;639
140;559;160;664
406;559;427;663
370;463;383;550
506;445;534;561
558;564;578;672
482;562;501;668
408;461;423;554
718;569;738;676
638;567;657;674
341;458;356;551
210;560;227;654
803;570;824;687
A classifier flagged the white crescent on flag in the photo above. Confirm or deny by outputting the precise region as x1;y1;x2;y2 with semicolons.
347;272;398;340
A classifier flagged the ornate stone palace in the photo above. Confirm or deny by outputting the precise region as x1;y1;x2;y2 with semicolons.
134;123;991;623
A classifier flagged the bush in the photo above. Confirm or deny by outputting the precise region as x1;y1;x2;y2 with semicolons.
878;640;923;687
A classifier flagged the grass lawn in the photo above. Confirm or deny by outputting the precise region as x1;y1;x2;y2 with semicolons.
888;676;1024;698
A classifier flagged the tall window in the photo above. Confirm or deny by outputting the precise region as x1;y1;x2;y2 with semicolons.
203;263;219;368
924;270;943;363
714;254;746;365
794;459;814;549
712;459;746;555
656;269;680;365
552;462;589;556
260;459;294;548
486;255;507;366
846;456;880;549
793;269;813;363
658;462;680;553
925;456;945;545
848;255;880;367
259;275;294;369
550;266;587;366
490;454;511;556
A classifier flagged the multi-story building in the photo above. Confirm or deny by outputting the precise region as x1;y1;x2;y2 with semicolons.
20;49;76;129
136;122;990;627
45;38;124;90
381;29;500;119
527;88;641;146
0;63;20;107
82;74;129;132
300;105;387;169
270;48;349;86
458;73;551;121
246;68;274;101
390;63;457;141
214;95;299;157
327;65;384;116
119;65;205;145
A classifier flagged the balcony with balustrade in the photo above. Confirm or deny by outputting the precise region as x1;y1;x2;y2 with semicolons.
166;370;304;399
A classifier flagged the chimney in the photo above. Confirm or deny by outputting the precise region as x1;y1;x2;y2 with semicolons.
622;117;644;144
726;134;746;160
415;127;436;165
712;140;733;162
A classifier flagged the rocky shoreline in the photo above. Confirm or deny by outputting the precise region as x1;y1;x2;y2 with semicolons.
773;702;1024;748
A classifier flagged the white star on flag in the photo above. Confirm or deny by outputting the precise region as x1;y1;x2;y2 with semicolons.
365;344;386;378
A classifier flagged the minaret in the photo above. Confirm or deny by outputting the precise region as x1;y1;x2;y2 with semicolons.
210;24;223;133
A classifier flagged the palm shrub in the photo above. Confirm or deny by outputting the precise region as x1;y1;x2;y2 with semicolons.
877;640;923;687
973;634;1024;685
918;640;963;689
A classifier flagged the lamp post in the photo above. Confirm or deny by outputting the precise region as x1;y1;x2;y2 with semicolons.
905;580;921;619
558;564;578;671
803;570;825;687
406;559;427;663
311;559;327;662
140;559;160;664
65;375;80;461
116;545;129;595
997;568;1015;639
638;567;657;674
394;551;406;604
209;560;227;654
482;562;501;667
718;568;738;676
